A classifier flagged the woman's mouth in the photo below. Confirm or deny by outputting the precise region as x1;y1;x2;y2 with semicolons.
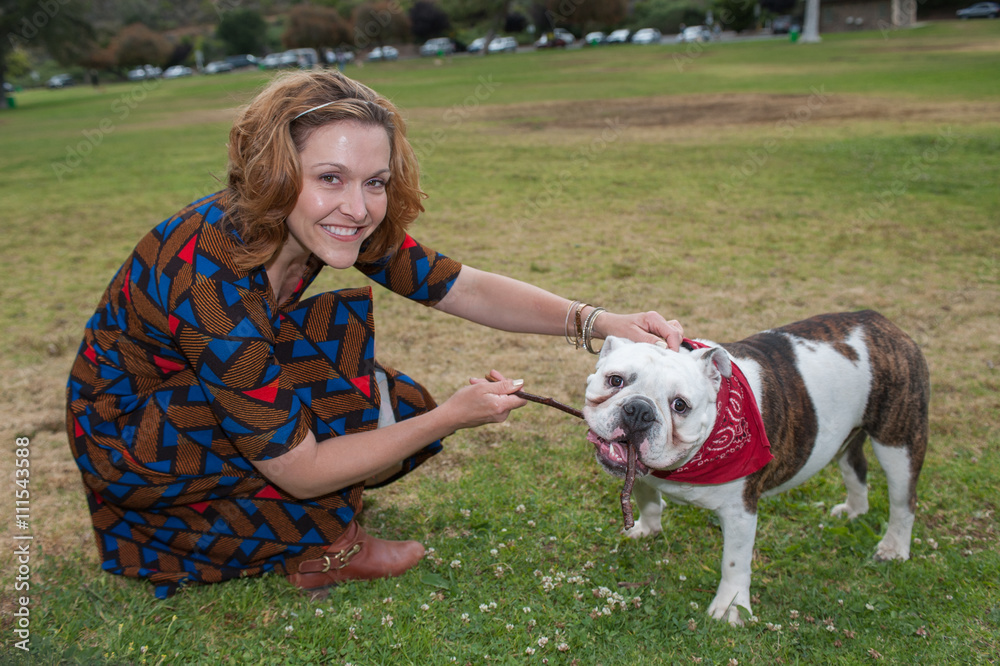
321;224;363;239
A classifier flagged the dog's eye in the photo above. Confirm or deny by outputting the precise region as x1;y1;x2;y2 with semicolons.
671;398;690;414
607;375;624;388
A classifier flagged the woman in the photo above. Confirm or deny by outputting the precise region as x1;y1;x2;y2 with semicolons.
66;70;683;599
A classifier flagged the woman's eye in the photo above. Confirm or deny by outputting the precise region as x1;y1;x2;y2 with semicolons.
607;375;624;388
671;398;689;414
320;174;340;184
366;178;386;189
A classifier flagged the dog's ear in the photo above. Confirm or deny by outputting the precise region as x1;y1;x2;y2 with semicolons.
694;346;732;389
598;335;632;362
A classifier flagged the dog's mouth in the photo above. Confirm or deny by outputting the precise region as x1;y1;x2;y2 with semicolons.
587;429;650;477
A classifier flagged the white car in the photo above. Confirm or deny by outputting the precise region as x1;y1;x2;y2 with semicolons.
584;31;606;45
163;65;193;79
631;28;662;44
467;37;487;53
419;37;455;57
367;45;399;61
487;36;518;53
678;25;711;43
607;29;631;44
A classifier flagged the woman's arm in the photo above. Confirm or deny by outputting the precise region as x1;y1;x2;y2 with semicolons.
251;374;526;499
433;266;684;349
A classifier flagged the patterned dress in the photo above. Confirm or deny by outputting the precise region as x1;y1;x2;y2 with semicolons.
66;192;463;598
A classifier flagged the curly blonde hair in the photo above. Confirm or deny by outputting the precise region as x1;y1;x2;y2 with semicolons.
224;70;425;270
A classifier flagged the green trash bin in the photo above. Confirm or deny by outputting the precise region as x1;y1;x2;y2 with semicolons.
789;25;800;43
6;96;15;109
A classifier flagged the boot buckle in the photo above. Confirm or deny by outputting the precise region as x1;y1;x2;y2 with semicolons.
320;543;362;572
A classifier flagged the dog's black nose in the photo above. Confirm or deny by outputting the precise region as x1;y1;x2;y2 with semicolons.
622;397;657;432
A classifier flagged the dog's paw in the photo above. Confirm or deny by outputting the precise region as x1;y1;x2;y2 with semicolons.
707;594;750;626
874;536;910;561
830;500;868;519
623;522;661;539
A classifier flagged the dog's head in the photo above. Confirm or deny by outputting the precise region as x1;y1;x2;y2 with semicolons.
583;337;732;477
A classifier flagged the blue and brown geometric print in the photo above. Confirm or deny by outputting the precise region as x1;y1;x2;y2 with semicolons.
66;191;455;597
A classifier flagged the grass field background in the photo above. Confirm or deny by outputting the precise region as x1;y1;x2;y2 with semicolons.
1;20;998;664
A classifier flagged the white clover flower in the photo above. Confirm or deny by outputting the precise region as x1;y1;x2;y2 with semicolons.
515;504;526;513
382;615;394;627
383;597;393;604
450;560;462;569
679;574;687;581
506;624;515;631
460;509;471;518
284;625;294;633
690;601;699;611
790;609;800;619
866;603;875;611
461;613;470;623
549;536;557;541
523;606;531;613
314;608;324;617
527;520;536;528
525;647;535;655
479;604;490;612
528;619;537;628
538;636;549;647
140;646;148;654
557;643;569;652
490;548;498;556
826;625;836;632
420;604;430;611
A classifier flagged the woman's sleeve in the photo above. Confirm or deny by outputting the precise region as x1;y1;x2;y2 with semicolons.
354;234;463;305
171;271;311;462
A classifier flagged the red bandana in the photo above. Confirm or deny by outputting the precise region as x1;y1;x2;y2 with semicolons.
651;339;773;485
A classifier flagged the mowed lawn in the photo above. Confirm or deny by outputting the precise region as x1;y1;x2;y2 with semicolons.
1;20;998;665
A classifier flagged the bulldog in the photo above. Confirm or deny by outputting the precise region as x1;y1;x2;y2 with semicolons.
584;311;929;625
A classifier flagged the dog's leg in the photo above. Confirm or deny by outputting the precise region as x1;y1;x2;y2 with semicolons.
831;429;870;519
870;439;917;561
707;506;757;626
624;479;663;538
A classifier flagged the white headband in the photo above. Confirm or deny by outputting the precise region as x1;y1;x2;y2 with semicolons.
293;100;338;120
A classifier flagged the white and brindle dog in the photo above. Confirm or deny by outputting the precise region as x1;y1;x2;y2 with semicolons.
584;311;929;625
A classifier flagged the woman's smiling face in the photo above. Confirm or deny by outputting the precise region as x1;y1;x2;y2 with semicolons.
283;120;391;269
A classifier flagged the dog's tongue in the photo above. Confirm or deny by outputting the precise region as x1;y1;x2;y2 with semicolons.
620;445;637;531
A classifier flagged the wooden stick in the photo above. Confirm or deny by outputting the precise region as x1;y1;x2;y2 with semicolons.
484;373;584;420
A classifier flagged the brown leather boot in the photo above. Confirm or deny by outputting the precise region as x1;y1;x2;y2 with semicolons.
286;521;425;590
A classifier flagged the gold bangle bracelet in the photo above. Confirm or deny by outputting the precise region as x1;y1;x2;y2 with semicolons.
583;307;607;354
564;300;581;346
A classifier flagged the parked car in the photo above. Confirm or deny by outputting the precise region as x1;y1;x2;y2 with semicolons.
534;28;574;48
956;1;999;17
47;73;75;88
367;45;399;62
607;29;631;44
488;36;518;53
163;65;193;79
225;54;259;69
127;65;161;81
286;48;320;68
3;81;13;92
584;31;606;45
631;28;663;44
419;37;455;57
771;15;796;33
204;60;234;74
467;37;487;53
261;52;298;69
678;25;711;43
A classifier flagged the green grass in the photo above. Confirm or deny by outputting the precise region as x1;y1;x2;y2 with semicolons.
1;20;998;665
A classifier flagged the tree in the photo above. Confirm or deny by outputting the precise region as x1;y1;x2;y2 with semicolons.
713;0;758;32
630;0;704;33
283;5;352;51
1;0;94;108
532;0;627;31
352;2;411;49
217;8;268;56
409;1;452;42
113;23;173;69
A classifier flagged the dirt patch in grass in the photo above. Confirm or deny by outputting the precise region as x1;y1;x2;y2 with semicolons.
470;93;1000;131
